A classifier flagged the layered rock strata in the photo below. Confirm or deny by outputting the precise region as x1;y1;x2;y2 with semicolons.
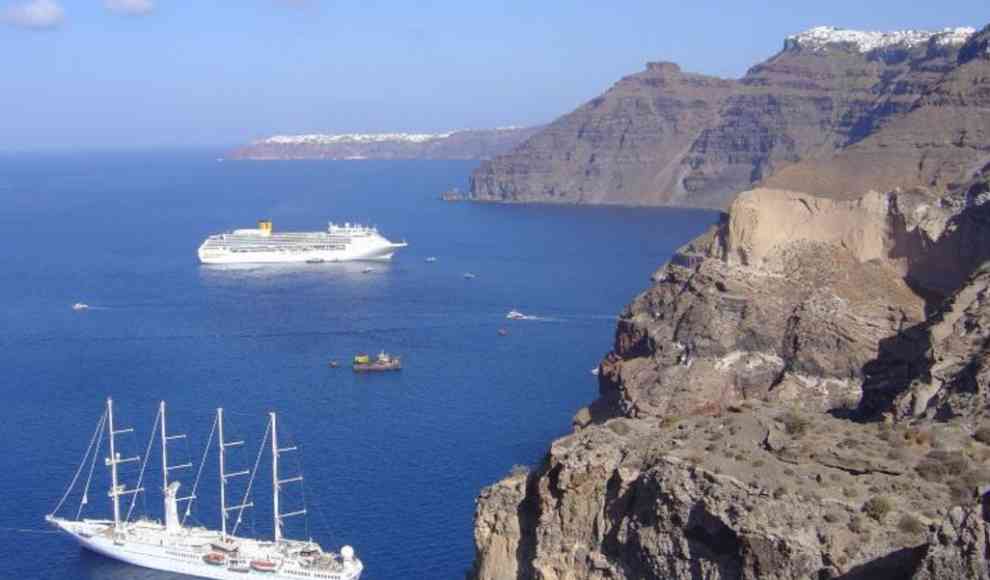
470;25;989;208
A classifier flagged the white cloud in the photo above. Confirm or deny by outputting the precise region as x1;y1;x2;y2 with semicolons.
104;0;153;16
1;0;64;30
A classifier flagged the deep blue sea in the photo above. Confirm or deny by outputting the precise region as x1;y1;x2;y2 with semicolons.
0;151;716;580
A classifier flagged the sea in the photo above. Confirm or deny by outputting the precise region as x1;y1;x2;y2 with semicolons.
0;151;717;580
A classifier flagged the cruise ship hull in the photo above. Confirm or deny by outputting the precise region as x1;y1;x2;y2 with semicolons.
50;518;362;580
198;243;406;265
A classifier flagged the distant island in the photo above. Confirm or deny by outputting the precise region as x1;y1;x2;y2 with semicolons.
226;127;540;161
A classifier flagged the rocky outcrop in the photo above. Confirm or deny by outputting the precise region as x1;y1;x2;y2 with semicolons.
472;161;990;577
226;127;540;161
470;25;988;208
913;505;990;580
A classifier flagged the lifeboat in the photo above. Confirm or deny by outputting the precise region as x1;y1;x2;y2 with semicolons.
251;559;278;573
228;559;251;573
203;552;227;566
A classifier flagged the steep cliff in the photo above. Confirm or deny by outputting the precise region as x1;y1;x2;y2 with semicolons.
470;26;985;208
471;163;990;577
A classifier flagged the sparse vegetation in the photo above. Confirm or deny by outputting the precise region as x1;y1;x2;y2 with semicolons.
843;487;860;499
607;420;632;436
848;515;866;534
824;511;843;523
898;514;926;536
660;415;682;430
975;425;990;445
751;459;765;468
773;485;789;499
781;411;811;438
916;450;974;483
863;496;894;522
509;464;530;477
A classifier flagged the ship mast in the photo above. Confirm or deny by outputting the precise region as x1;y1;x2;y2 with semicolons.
271;412;279;543
270;411;304;544
105;397;141;528
217;408;250;541
159;402;192;523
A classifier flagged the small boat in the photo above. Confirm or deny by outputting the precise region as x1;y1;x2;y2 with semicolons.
329;360;339;368
251;559;278;573
204;552;227;566
425;256;437;263
72;303;89;311
306;258;326;264
590;367;600;376
362;267;374;274
463;272;476;279
353;351;402;372
498;328;508;336
506;310;526;320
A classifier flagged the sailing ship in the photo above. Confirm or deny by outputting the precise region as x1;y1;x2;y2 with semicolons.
46;398;363;580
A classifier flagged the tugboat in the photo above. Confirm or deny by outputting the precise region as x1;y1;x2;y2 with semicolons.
353;351;402;372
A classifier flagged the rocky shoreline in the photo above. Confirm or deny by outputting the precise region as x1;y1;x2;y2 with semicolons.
470;23;990;580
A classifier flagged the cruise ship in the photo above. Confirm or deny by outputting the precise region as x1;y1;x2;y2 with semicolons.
47;398;363;580
198;219;407;264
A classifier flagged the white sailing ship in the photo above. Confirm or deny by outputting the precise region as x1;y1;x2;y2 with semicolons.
198;219;407;264
47;398;363;580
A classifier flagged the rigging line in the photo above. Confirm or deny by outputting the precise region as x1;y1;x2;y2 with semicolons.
232;418;271;536
51;410;106;517
126;405;161;522
77;414;107;520
183;414;217;525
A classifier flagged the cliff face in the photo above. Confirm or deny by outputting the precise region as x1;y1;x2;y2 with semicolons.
471;126;990;578
473;172;990;579
226;127;540;161
469;63;735;206
470;26;987;208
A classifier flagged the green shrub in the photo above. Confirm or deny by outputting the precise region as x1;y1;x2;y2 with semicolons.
975;426;990;445
843;487;860;498
772;485;789;499
863;496;894;522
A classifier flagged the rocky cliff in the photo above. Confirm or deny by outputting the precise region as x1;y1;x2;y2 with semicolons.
226;127;539;161
470;26;986;208
470;25;990;580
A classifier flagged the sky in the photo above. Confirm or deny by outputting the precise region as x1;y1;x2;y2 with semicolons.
1;0;988;150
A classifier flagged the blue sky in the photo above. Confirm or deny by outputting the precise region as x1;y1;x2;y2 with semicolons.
1;0;988;150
